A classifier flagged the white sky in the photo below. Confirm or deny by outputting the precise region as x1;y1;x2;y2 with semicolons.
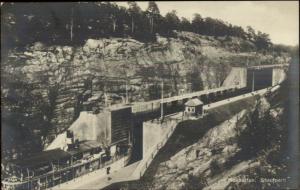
115;1;299;46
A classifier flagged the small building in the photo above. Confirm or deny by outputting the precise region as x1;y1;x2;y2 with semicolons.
67;140;102;162
9;148;72;178
184;98;203;116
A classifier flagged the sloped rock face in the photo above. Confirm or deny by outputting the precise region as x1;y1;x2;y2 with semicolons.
1;31;289;157
149;110;249;190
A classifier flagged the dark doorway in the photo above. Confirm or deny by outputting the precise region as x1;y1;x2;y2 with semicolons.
128;119;143;164
247;68;273;91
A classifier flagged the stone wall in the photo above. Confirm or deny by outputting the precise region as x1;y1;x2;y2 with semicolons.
222;67;247;88
143;121;169;157
272;68;287;86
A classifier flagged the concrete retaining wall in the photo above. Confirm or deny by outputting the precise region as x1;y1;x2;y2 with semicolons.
142;120;175;157
272;68;286;86
223;67;247;88
130;119;178;179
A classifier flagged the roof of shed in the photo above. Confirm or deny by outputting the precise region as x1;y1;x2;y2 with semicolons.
185;98;203;107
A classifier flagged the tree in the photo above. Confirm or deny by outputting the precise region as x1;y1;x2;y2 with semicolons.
246;25;256;41
215;58;229;87
254;31;272;51
1;9;18;54
237;99;280;159
1;2;274;52
191;13;203;34
210;159;221;176
213;19;228;36
204;17;224;36
231;25;246;39
146;1;160;33
187;67;204;91
180;17;192;32
128;2;142;34
111;14;117;33
164;10;180;35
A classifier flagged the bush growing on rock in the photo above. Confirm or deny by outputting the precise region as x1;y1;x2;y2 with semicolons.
210;159;222;176
181;174;207;190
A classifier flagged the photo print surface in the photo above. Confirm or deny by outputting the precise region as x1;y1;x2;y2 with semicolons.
1;1;299;190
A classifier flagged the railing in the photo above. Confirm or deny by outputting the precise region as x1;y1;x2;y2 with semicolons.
139;121;177;178
2;152;130;190
132;85;240;113
248;64;289;69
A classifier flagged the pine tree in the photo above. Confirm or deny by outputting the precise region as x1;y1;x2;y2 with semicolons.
146;1;160;34
192;13;203;34
128;2;141;34
165;10;180;34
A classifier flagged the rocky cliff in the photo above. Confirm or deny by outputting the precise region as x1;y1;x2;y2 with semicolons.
1;31;290;158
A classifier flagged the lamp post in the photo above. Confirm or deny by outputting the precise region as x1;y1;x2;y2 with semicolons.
27;168;30;190
160;80;164;120
70;7;74;42
125;79;129;104
104;84;108;107
51;162;54;187
252;71;255;92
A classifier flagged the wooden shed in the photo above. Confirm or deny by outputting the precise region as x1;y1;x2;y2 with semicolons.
184;98;203;116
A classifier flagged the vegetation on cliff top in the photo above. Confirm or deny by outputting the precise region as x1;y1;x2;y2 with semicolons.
2;1;288;55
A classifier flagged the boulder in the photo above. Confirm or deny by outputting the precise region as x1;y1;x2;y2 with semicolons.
166;161;177;169
31;42;45;51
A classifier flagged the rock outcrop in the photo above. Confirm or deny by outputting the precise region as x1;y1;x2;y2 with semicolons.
149;109;249;190
1;31;290;158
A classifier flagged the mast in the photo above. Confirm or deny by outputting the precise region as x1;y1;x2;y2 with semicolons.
252;71;255;92
104;85;108;107
160;80;164;120
125;79;128;104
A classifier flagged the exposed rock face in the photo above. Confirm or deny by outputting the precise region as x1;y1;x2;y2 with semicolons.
149;110;249;190
1;31;289;157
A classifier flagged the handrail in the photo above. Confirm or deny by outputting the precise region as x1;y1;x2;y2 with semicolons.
132;85;240;113
138;119;178;179
2;153;129;186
